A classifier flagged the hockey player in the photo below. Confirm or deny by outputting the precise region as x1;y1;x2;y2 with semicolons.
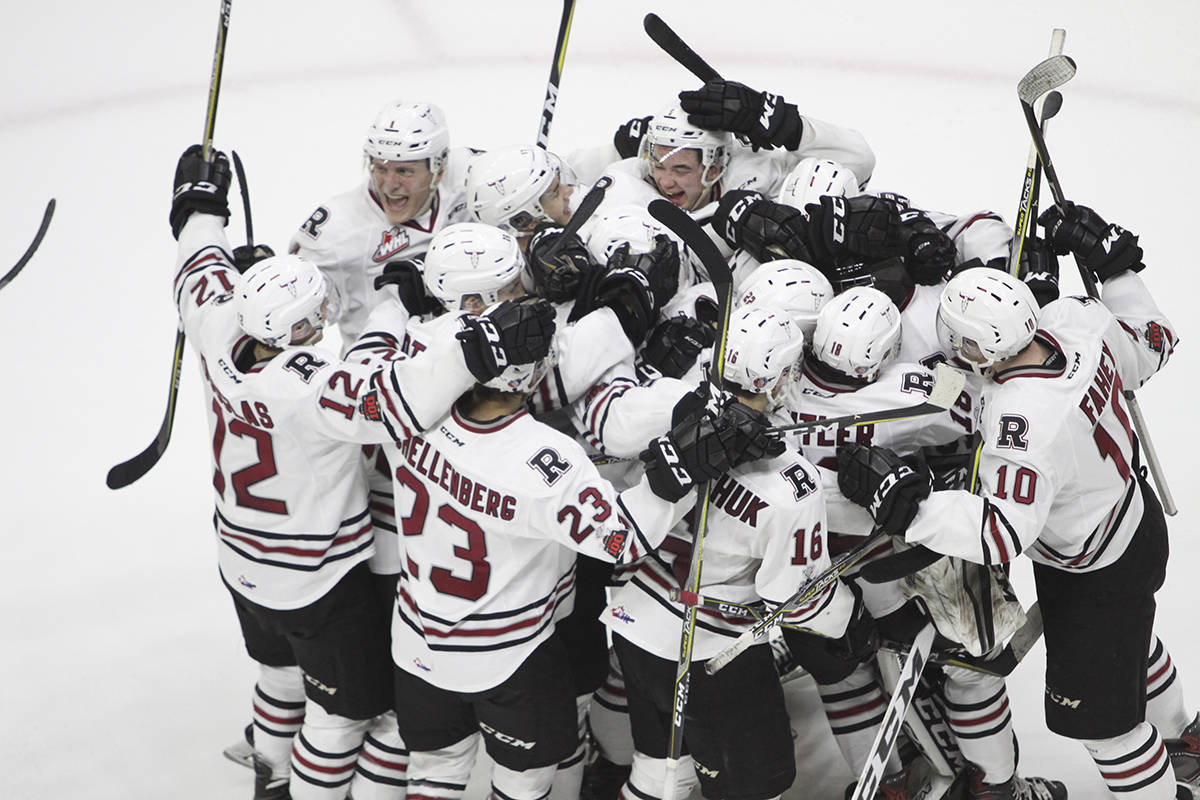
289;101;472;352
169;144;555;800
790;287;1066;799
385;321;782;800
837;203;1199;799
466;144;577;242
601;305;870;800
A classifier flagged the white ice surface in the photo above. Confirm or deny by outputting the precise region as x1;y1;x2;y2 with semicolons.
2;1;1198;797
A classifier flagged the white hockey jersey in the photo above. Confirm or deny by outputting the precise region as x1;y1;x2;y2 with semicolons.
603;447;854;661
905;274;1177;572
177;214;479;609
288;149;473;353
388;405;688;692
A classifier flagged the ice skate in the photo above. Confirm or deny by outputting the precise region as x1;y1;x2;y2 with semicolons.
223;723;259;770
964;764;1067;800
1166;713;1200;799
252;753;291;800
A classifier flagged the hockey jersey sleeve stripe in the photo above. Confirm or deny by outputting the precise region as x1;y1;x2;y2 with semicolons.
370;371;414;443
615;495;655;563
980;500;1023;565
587;379;636;439
1033;476;1136;570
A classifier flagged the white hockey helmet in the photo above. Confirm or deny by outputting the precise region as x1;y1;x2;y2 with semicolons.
737;259;834;340
812;287;902;382
482;332;558;395
363;101;450;179
639;103;732;189
776;157;860;215
423;223;526;312
936;267;1039;375
467;145;576;236
722;305;806;410
236;254;328;348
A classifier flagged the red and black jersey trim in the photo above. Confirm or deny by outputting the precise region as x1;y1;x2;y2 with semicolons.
214;507;373;571
992;331;1068;383
373;370;415;443
450;405;528;434
1034;476;1136;570
615;495;655;562
979;499;1023;565
395;564;574;652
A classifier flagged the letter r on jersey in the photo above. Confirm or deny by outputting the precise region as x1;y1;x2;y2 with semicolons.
996;415;1030;451
528;447;572;485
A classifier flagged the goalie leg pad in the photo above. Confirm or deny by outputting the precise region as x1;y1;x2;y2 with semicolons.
900;557;1026;658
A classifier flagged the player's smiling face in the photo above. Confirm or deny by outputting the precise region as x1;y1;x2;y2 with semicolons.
370;158;437;223
648;145;712;210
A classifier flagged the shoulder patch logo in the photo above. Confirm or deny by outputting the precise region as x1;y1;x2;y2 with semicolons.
528;448;572;485
359;391;382;422
996;414;1030;451
1145;321;1165;353
373;226;411;262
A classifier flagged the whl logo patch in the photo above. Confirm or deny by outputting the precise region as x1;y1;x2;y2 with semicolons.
373;226;411;262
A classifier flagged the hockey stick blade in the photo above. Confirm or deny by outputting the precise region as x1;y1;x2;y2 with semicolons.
0;198;56;292
231;149;254;243
768;363;966;435
106;327;186;489
850;624;937;800
643;13;721;82
1017;55;1076;104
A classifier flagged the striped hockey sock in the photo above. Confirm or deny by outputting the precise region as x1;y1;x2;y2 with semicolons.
1083;722;1175;798
349;711;409;800
942;667;1014;783
818;661;897;775
253;665;307;777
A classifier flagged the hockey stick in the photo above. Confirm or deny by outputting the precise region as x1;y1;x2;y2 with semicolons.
643;13;720;82
106;0;232;491
0;198;56;292
849;624;938;800
646;197;734;800
231;149;253;243
1008;29;1067;276
706;532;889;675
1017;57;1178;516
536;0;576;148
767;363;967;435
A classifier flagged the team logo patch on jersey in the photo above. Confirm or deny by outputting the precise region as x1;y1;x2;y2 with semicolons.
359;391;382;421
412;658;432;673
372;226;411;262
1145;321;1165;353
996;414;1030;451
602;530;628;558
527;448;572;485
237;574;256;589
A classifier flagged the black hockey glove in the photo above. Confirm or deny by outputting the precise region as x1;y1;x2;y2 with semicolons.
826;256;914;307
836;444;931;538
1039;202;1144;281
375;258;443;316
803;195;907;271
636;315;715;381
456;297;557;384
591;260;657;346
1014;237;1061;307
678;79;804;151
613;114;654;160
608;236;681;309
231;244;275;274
711;190;815;263
640;393;785;502
526;222;598;304
899;211;956;285
170;144;232;240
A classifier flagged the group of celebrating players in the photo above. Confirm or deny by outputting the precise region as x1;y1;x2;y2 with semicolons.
165;66;1200;800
